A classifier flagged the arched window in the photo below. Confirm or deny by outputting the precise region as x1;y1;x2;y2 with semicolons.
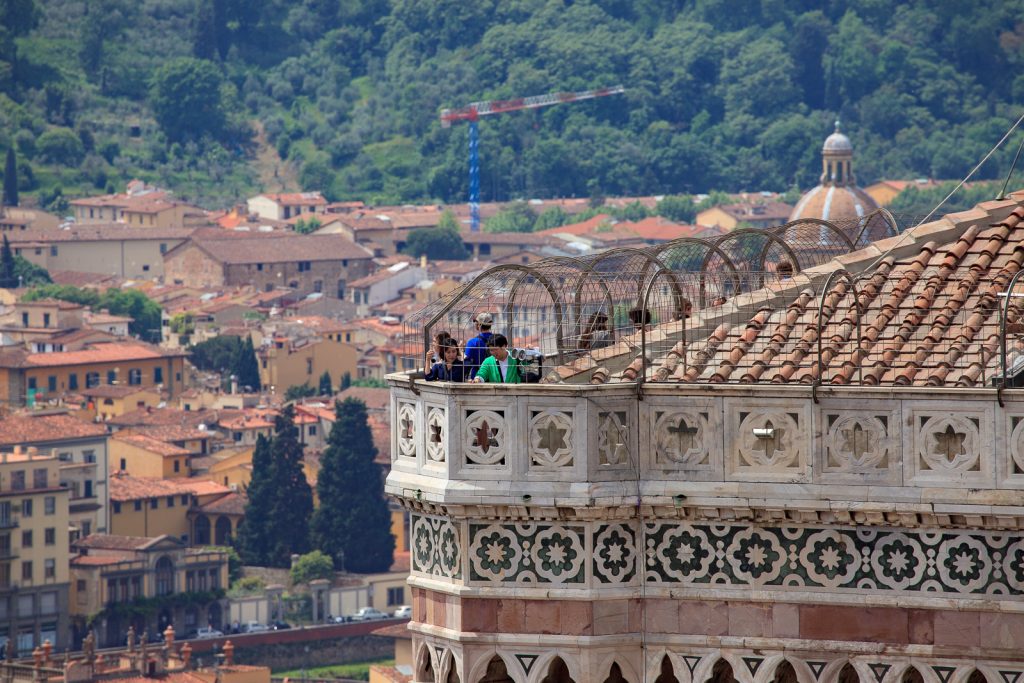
603;662;628;683
478;656;513;683
706;659;737;683
838;663;860;683
654;656;679;683
541;657;575;683
901;669;924;683
194;516;211;545
771;661;798;683
416;645;434;683
155;556;174;596
214;517;232;545
966;671;988;683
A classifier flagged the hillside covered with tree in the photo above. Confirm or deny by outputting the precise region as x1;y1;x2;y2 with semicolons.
1;0;1023;210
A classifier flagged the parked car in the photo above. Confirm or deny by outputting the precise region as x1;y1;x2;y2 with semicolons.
195;627;224;639
241;621;270;634
350;607;388;621
392;606;412;619
331;615;351;624
271;621;292;631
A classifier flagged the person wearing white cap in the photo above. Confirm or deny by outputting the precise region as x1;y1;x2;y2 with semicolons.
463;312;494;379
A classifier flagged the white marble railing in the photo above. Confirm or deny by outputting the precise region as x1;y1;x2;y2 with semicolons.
386;376;1024;510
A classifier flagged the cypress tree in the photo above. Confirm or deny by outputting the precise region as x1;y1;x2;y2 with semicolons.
232;337;261;391
235;434;274;566
317;370;332;396
266;406;313;566
192;0;217;61
312;398;394;573
2;148;17;207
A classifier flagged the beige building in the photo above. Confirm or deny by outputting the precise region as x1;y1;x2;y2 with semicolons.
107;474;193;541
71;534;229;647
8;226;195;280
0;413;109;537
82;385;162;422
246;192;327;221
111;433;191;479
0;449;71;653
0;207;59;234
69;183;205;228
257;336;357;396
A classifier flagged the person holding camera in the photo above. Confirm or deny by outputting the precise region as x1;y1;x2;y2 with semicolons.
472;334;521;384
463;312;495;379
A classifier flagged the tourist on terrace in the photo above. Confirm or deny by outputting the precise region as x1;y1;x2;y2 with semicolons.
472;334;521;384
463;312;495;378
425;339;466;382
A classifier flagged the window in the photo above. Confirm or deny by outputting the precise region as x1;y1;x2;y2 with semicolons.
68;373;78;391
167;496;175;507
112;502;120;514
42;313;50;327
84;481;92;498
154;367;163;384
10;472;24;491
106;370;116;385
479;243;491;256
120;458;126;471
155;557;174;595
44;497;55;515
103;399;113;406
85;372;100;388
20;562;31;581
306;358;313;374
256;263;263;271
233;432;242;442
21;500;31;517
133;501;141;512
44;529;54;546
173;460;180;473
180;495;188;505
298;261;311;272
44;559;54;579
81;521;90;536
83;450;95;463
57;452;71;462
160;243;167;254
20;531;31;548
387;587;404;606
142;265;150;272
26;378;36;391
32;469;47;489
128;369;142;385
20;313;27;326
76;580;86;592
314;280;323;293
106;579;116;602
309;425;317;436
150;499;158;509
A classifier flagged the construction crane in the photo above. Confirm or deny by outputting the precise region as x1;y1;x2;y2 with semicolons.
441;85;626;231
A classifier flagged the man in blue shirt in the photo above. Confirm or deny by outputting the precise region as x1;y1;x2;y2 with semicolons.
463;312;494;379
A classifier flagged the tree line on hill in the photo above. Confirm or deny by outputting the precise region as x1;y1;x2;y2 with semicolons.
2;0;1024;209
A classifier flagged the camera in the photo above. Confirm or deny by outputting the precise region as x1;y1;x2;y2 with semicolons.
511;348;544;364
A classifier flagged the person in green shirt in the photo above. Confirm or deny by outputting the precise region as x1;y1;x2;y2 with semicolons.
472;334;521;384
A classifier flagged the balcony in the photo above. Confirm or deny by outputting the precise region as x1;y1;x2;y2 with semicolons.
386;376;1024;514
0;517;18;530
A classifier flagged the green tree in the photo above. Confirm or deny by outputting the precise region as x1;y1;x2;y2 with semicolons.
340;371;352;389
231;337;261;391
193;0;218;61
3;148;17;206
190;335;243;373
236;435;275;566
311;399;394;573
289;550;334;585
0;235;16;288
402;224;469;260
656;195;695;223
533;206;569;231
484;201;536;233
318;370;332;396
266;407;314;566
36;128;85;166
149;58;227;143
285;383;316;401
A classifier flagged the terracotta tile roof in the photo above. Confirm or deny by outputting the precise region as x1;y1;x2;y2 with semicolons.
564;195;1024;388
371;623;412;639
109;474;192;501
113;433;191;457
132;424;212;443
7;225;194;244
258;192;327;206
108;408;217;429
168;478;231;496
336;387;389;411
0;341;179;369
183;234;373;265
0;413;107;446
75;533;175;550
196;491;246;515
83;384;157;399
71;555;125;566
48;270;121;288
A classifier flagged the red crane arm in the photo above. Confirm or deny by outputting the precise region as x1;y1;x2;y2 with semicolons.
440;85;625;127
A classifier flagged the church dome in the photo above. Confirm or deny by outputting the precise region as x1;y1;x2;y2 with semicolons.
789;121;878;225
